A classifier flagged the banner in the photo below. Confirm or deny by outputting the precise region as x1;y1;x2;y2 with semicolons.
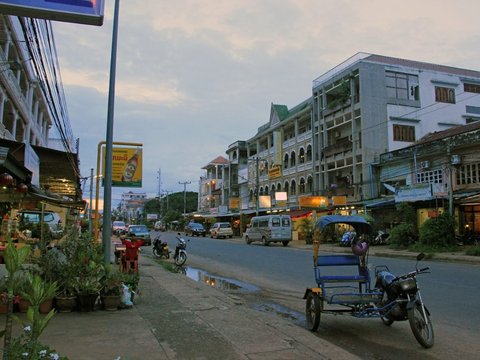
102;146;143;188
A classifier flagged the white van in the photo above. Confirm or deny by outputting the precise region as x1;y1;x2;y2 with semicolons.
244;215;292;246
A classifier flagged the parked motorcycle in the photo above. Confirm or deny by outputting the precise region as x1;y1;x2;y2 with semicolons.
373;230;389;245
374;253;434;348
152;236;170;259
174;233;189;266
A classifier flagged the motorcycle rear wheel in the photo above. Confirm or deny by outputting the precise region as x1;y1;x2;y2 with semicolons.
408;302;434;348
305;292;322;331
152;248;161;258
175;252;187;266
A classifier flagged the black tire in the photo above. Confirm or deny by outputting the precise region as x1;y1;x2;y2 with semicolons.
229;235;233;238
381;316;394;326
305;292;321;331
263;237;269;246
282;241;289;247
245;236;251;245
408;302;434;348
152;248;161;258
175;252;187;266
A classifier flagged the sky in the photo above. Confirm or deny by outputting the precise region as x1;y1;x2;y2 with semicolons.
50;0;480;206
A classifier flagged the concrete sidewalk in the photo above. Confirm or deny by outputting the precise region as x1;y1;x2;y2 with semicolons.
30;253;360;360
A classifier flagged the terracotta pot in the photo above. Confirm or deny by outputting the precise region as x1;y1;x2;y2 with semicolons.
18;298;30;313
39;298;54;314
101;294;121;311
55;295;77;313
15;298;53;314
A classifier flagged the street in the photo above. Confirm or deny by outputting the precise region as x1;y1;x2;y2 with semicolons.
150;230;480;360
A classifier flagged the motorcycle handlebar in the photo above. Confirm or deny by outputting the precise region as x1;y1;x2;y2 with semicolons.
395;267;430;281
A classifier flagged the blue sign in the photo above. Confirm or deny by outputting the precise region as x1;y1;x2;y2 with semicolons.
0;0;104;26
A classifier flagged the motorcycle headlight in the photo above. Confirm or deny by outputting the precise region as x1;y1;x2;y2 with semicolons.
398;278;417;292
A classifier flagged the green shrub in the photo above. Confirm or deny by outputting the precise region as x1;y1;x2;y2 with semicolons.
466;246;480;256
419;212;455;247
389;223;417;248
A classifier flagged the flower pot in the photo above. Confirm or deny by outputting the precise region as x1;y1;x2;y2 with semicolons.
18;298;30;313
77;293;98;312
55;295;77;313
19;298;54;313
101;294;121;311
39;298;53;314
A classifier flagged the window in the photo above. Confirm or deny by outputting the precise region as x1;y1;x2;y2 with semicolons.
417;170;443;184
456;163;480;185
435;86;455;103
283;154;289;169
272;218;280;227
290;151;296;167
386;71;419;100
282;218;290;227
306;144;312;161
299;178;306;194
290;180;296;195
464;83;480;94
299;148;305;164
393;124;415;142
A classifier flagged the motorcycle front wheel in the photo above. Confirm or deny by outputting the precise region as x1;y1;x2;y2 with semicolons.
175;251;187;266
305;292;322;331
408;302;434;348
152;248;161;258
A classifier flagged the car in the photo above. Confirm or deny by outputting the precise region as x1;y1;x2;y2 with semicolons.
209;222;233;239
185;222;207;237
126;224;151;246
17;209;63;238
243;214;292;246
112;220;127;235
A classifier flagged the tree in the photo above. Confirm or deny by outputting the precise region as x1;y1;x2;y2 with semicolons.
419;212;455;247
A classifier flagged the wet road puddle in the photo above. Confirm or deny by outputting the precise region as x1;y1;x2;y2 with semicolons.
184;267;260;292
182;266;305;326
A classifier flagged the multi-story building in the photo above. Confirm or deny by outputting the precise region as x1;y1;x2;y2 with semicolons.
198;156;229;215
0;15;82;213
219;53;480;216
378;121;480;233
312;52;480;203
120;191;147;222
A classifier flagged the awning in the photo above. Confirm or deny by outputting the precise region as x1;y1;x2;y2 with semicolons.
363;197;396;209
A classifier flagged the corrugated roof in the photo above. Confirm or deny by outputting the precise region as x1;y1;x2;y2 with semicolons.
365;54;480;78
415;121;480;145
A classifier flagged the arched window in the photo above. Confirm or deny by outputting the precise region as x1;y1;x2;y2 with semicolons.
271;184;276;198
249;189;254;201
290;151;296;167
290;180;296;195
284;153;289;169
299;148;305;164
284;181;289;195
259;187;264;196
306;144;312;161
299;178;306;194
264;185;269;195
307;176;313;193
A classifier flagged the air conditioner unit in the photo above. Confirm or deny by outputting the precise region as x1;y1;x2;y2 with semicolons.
420;160;430;169
451;154;462;165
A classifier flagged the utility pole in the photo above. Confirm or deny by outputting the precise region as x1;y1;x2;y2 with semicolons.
178;181;191;216
157;168;162;217
256;157;260;216
89;168;93;236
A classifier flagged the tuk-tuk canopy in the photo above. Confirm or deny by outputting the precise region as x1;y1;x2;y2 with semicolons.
315;215;372;235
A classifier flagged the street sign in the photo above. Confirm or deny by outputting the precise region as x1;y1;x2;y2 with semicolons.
0;0;105;26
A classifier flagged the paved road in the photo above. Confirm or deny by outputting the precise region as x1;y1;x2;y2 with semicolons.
152;231;480;360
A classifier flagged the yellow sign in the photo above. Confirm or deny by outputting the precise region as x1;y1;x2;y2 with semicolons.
268;165;282;180
332;195;347;206
299;196;328;208
103;146;143;187
230;197;240;209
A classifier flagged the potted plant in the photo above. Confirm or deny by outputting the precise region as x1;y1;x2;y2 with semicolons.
75;260;104;312
55;268;78;313
122;271;140;303
100;264;123;311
